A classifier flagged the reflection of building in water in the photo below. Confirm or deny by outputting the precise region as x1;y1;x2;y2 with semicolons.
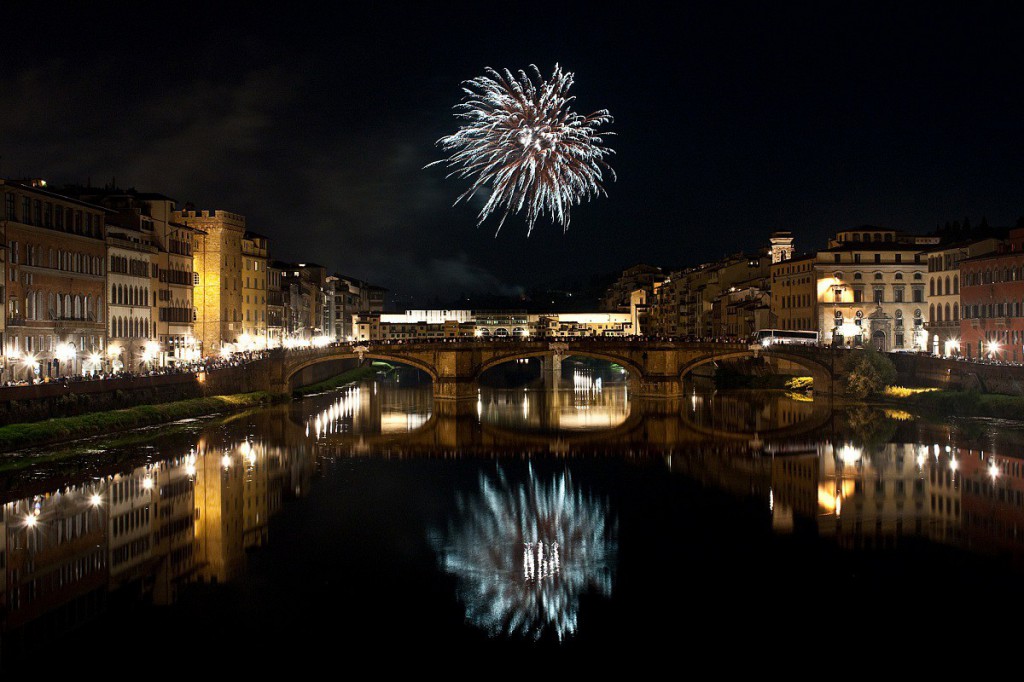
152;455;197;605
770;453;818;533
478;384;629;432
433;466;616;641
816;444;930;548
771;443;966;550
109;468;156;584
689;391;816;434
960;452;1024;559
2;485;109;642
194;440;246;584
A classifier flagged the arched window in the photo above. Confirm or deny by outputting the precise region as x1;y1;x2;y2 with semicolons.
111;319;117;337
895;273;903;280
144;319;149;337
64;294;71;318
930;304;936;321
874;273;883;280
953;303;959;321
111;283;117;301
97;296;103;322
944;303;950;321
48;292;54;319
74;295;81;319
953;275;959;294
49;248;55;268
930;278;935;296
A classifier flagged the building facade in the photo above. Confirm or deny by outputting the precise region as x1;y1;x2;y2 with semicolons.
924;238;1000;356
959;228;1024;361
770;254;816;333
105;229;157;371
2;180;107;380
241;232;269;350
176;209;246;356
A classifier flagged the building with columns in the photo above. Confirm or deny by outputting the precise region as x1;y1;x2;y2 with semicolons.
2;179;108;380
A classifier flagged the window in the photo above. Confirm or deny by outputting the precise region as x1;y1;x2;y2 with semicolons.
874;253;881;263
894;288;904;303
834;254;841;264
895;253;902;263
913;288;923;303
874;288;884;303
854;253;861;263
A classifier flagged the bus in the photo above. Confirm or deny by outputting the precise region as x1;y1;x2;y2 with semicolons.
750;329;819;348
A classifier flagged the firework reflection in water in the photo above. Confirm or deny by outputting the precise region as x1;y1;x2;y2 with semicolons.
433;464;617;640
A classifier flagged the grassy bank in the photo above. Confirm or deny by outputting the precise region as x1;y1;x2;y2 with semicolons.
293;364;379;396
893;389;1024;421
0;391;279;453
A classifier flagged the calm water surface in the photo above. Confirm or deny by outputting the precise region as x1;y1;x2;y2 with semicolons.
3;371;1024;668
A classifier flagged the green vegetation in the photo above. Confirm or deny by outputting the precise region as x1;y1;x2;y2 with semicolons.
883;385;939;398
293;365;379;396
843;348;898;399
0;392;278;453
784;376;814;392
896;390;1024;421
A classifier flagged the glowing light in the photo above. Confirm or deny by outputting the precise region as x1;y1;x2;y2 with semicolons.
987;340;1002;356
24;514;37;528
142;477;154;490
429;64;615;235
22;353;38;368
54;342;77;363
90;494;102;507
433;465;616;641
837;445;862;466
989;461;1000;479
107;343;122;358
141;340;161;363
949;458;958;472
222;454;232;469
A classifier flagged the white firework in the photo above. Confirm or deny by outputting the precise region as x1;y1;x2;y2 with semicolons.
429;64;615;235
433;464;617;641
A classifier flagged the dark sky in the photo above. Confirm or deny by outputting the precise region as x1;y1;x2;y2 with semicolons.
3;3;1024;304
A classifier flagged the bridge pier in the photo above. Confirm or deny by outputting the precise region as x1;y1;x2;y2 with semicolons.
631;375;685;399
432;378;479;404
540;355;561;388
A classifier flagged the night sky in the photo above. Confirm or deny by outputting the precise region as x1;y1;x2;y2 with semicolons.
3;3;1024;305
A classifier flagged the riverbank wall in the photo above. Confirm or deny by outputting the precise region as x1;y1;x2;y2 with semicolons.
891;353;1024;396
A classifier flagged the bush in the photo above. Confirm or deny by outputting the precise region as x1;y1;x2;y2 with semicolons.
843;348;897;399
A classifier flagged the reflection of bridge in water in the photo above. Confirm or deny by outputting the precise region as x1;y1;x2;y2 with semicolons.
300;386;836;458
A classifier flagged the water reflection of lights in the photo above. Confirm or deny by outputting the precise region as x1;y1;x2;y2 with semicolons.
837;444;862;466
573;369;602;394
309;387;361;440
433;465;617;641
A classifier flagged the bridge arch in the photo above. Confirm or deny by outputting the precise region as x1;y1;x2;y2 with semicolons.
473;349;644;382
284;351;439;390
677;348;834;391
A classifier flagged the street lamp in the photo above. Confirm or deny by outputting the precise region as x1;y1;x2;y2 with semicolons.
987;339;1002;360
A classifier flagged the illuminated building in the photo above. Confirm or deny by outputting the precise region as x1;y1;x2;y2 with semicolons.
959;228;1024;361
241;231;269;349
770;253;817;332
814;228;934;350
64;187;199;366
105;227;156;371
2;179;108;380
176;209;248;356
922;238;1000;357
267;262;285;348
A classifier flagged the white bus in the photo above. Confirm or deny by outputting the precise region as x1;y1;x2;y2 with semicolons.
750;329;819;348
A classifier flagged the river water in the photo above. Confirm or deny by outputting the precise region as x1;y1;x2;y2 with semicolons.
3;370;1024;668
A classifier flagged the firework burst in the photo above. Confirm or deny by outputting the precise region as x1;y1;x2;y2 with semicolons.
429;64;615;235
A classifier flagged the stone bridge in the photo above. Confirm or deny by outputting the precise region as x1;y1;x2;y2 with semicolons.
257;339;845;400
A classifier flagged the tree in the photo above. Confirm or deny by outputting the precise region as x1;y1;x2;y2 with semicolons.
843;348;897;399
